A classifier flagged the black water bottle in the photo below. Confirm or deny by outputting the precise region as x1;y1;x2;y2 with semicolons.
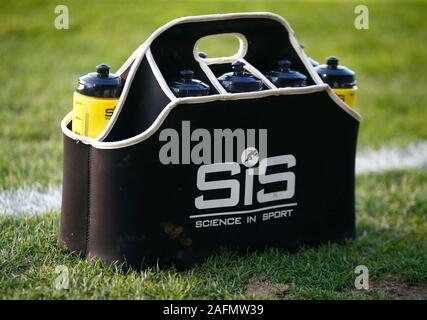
218;61;263;93
314;56;357;107
169;69;210;97
266;59;307;87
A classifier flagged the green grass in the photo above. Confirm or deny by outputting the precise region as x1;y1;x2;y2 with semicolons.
1;0;427;188
1;169;426;299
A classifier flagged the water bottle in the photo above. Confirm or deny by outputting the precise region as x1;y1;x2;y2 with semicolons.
315;56;357;107
169;69;210;97
72;64;124;138
266;59;307;87
218;61;263;93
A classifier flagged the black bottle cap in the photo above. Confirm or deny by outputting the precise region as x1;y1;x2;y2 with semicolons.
278;59;291;72
327;56;339;69
198;51;208;59
76;64;124;98
266;59;307;87
180;69;194;83
232;61;246;76
314;56;356;88
96;64;110;77
218;61;263;93
169;69;210;97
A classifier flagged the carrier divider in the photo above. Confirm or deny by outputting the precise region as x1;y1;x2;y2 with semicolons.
239;58;278;90
146;47;178;101
198;61;229;95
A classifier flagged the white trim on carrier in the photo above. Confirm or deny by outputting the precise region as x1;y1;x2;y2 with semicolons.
62;12;362;150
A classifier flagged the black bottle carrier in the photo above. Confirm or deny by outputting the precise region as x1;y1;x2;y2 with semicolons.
60;13;361;269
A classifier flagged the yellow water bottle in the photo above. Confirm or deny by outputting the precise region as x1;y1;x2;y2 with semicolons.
72;64;124;138
315;56;357;107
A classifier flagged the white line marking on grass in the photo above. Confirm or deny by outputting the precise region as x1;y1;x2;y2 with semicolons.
356;141;427;174
0;185;62;215
0;142;426;215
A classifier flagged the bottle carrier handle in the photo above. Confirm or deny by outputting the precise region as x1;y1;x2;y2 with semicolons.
145;13;323;95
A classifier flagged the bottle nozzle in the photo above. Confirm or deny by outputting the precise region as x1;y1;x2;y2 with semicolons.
232;61;245;76
326;56;339;69
180;69;194;83
278;59;291;72
96;64;110;78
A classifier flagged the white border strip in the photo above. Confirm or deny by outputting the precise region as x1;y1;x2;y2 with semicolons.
199;61;229;94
